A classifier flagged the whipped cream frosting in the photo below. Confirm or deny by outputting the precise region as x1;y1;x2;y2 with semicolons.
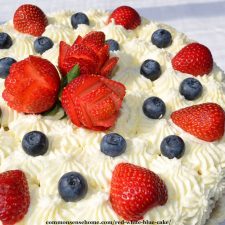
0;9;225;225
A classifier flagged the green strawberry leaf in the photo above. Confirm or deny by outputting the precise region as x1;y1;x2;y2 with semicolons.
42;101;66;119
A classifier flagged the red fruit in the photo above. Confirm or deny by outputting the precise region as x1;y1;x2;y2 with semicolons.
58;31;118;77
3;56;60;114
110;163;168;221
108;6;141;30
13;4;48;36
100;57;119;77
61;74;126;130
172;43;213;76
171;103;225;142
0;170;30;225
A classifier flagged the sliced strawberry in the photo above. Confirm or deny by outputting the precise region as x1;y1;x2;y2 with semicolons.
61;74;126;130
97;44;110;70
13;4;48;36
59;41;70;76
171;103;225;142
73;35;83;45
110;163;168;221
0;170;30;225
3;56;60;114
100;57;119;77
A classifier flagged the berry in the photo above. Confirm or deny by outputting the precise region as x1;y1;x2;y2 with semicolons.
13;4;48;36
58;31;118;77
179;78;203;100
171;103;225;142
2;56;60;114
58;172;88;202
61;74;126;131
110;163;168;221
108;6;141;30
22;131;49;156
71;12;89;29
151;29;172;48
0;57;17;78
160;135;185;159
100;133;126;157
105;39;120;51
0;170;30;225
142;97;166;119
172;43;213;76
34;36;54;54
140;59;161;81
0;32;13;49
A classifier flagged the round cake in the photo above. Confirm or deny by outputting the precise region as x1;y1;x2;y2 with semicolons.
0;4;225;225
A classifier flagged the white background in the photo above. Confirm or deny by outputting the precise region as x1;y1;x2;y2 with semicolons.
0;1;225;224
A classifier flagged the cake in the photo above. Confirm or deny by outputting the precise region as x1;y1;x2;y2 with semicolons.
0;4;225;225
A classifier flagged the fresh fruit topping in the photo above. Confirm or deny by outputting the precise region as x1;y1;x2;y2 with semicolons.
0;57;17;79
172;43;213;76
100;133;126;157
171;103;225;142
105;39;120;51
151;29;172;48
22;131;49;156
110;163;168;221
0;170;30;225
61;74;126;131
0;32;13;49
140;59;161;81
2;56;60;114
71;12;89;29
58;31;118;77
58;171;88;202
34;36;54;54
179;77;203;100
143;97;166;119
13;4;48;36
160;135;185;159
108;6;141;30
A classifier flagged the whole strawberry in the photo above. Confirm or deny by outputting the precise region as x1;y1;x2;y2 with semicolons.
172;43;213;76
3;56;60;114
13;4;48;36
171;103;225;142
110;163;168;221
108;6;141;30
0;170;30;225
61;74;126;131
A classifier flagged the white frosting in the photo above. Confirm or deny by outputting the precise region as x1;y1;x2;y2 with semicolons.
0;9;225;225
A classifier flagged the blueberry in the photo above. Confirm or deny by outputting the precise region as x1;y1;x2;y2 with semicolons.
179;78;203;100
142;97;166;119
151;29;172;48
0;32;13;49
100;133;126;157
140;59;161;81
22;131;49;156
105;39;120;51
71;12;89;29
0;57;16;78
34;36;54;54
58;172;88;202
160;135;185;159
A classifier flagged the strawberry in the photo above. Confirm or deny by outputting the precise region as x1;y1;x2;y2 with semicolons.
108;6;141;30
0;170;30;225
59;31;118;77
3;56;60;114
171;103;225;142
13;4;48;36
172;43;213;76
61;74;126;130
110;163;168;221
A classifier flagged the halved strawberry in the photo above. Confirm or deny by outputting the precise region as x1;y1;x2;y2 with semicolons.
61;74;126;130
3;56;60;114
59;41;70;76
0;170;30;225
13;4;48;36
100;57;119;77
